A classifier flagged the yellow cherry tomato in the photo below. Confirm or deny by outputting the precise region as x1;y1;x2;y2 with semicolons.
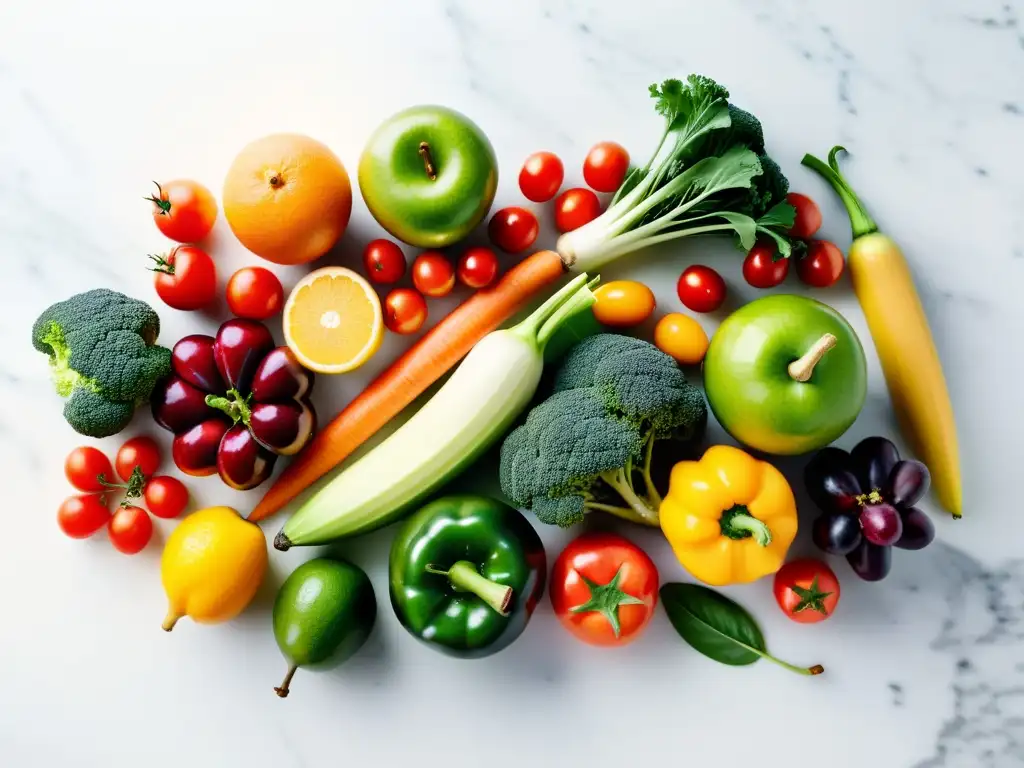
654;313;709;364
592;281;656;327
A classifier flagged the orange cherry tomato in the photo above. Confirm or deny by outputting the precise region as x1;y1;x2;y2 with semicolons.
592;280;656;327
550;532;659;647
653;313;709;365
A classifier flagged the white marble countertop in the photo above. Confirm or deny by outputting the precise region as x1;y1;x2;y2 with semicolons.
2;1;1022;767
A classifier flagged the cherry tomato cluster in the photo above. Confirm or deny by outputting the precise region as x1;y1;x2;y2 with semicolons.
146;179;285;320
361;238;504;336
59;437;189;555
742;193;846;290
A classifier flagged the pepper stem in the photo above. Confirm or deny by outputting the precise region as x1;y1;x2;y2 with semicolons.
801;146;877;240
788;333;837;383
204;389;252;426
274;664;298;698
418;141;437;180
719;505;772;546
162;609;181;632
425;561;512;616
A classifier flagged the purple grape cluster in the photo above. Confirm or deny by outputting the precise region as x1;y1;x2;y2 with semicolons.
804;436;935;582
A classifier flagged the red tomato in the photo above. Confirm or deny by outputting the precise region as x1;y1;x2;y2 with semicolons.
488;207;539;253
554;188;602;233
57;495;112;539
226;266;283;320
150;246;217;311
383;288;428;335
115;437;162;481
457;247;499;289
146;180;218;244
676;265;726;313
796;240;846;288
519;151;564;203
411;252;455;297
773;559;840;623
550;532;659;646
108;506;153;555
742;242;790;289
786;193;823;240
362;239;407;285
583;141;630;193
64;446;114;492
144;476;189;519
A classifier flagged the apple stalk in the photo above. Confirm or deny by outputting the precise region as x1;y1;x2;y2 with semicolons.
788;333;838;382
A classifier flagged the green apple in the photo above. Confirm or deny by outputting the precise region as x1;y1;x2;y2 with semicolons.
358;105;498;248
703;294;867;455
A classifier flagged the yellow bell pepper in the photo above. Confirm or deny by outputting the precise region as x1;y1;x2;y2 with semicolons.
660;445;798;586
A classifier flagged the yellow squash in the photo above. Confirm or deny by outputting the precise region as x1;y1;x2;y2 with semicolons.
803;147;961;517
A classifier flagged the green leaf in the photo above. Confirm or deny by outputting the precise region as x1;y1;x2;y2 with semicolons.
660;583;765;666
757;200;796;230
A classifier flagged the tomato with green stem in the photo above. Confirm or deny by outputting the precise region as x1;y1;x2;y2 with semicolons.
58;495;112;539
64;446;114;492
145;180;218;244
108;506;153;555
149;246;217;311
742;242;790;289
115;437;162;481
144;476;189;519
550;532;659;646
519;151;564;203
226;267;284;320
362;239;406;285
583;141;630;193
773;559;840;623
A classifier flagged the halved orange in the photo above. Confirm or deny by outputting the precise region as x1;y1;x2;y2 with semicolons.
283;267;383;374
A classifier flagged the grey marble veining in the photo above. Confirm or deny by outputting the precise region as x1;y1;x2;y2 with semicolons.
1;1;1021;767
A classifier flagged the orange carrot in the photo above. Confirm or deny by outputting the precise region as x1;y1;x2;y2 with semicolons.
249;249;568;522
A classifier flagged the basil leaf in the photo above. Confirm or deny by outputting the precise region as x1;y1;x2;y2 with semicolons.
660;583;765;666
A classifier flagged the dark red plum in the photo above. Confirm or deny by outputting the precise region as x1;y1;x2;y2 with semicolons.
152;375;212;433
895;507;936;550
217;425;276;490
214;319;275;393
173;419;231;476
250;400;316;455
887;460;931;508
251;347;314;402
804;447;861;514
812;512;862;555
847;540;892;582
859;502;903;547
172;335;224;394
851;436;900;492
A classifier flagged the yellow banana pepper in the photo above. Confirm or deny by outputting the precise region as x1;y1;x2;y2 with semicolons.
660;445;797;586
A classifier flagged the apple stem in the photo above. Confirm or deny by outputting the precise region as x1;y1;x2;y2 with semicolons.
418;141;437;180
788;333;837;382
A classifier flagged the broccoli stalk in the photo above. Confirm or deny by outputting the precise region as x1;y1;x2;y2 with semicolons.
556;75;795;274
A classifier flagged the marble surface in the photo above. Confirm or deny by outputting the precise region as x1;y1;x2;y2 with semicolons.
1;1;1022;766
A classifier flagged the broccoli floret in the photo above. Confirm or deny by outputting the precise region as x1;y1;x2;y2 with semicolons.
32;289;172;437
500;334;707;528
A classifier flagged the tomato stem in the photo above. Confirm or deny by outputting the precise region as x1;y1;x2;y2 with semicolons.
418;141;437;181
147;254;175;275
144;181;171;215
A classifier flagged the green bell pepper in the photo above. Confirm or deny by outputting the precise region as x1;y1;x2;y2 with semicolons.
389;495;546;658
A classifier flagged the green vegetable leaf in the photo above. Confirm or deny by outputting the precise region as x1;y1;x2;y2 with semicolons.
660;583;825;676
660;583;764;666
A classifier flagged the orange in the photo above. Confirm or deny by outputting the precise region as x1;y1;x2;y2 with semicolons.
283;267;383;374
222;134;352;265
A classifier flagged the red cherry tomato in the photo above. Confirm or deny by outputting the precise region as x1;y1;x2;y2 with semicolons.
362;239;407;285
150;246;217;311
64;446;114;493
550;532;659;646
742;242;790;289
519;151;564;203
676;265;726;313
583;141;630;193
796;240;846;288
773;559;841;623
411;252;455;297
457;247;500;289
115;437;162;481
554;188;602;234
226;266;284;320
57;495;112;539
786;193;823;240
144;476;189;519
108;506;153;555
383;288;428;335
488;207;539;254
146;179;218;244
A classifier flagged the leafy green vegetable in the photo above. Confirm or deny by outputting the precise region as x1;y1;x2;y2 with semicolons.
31;288;172;437
660;583;824;676
499;334;707;528
558;75;794;273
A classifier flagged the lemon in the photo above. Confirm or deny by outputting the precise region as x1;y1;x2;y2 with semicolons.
161;506;268;631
